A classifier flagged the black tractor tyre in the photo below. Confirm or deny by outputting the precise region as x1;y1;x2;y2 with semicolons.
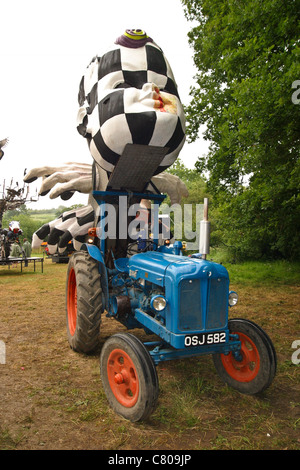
213;318;277;395
66;251;103;353
100;333;159;422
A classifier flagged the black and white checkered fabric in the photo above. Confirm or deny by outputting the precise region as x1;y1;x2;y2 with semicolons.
77;41;186;176
32;205;94;254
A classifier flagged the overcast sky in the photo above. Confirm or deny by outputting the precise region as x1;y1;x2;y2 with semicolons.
0;0;209;209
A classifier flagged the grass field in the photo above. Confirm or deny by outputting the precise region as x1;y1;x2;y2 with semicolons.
28;211;57;223
0;255;299;450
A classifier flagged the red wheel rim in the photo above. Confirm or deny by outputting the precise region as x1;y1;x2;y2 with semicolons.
221;332;260;382
107;349;139;407
67;268;77;336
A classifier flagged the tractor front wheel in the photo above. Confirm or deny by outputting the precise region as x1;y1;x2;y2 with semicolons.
213;319;276;395
100;333;159;422
66;251;103;353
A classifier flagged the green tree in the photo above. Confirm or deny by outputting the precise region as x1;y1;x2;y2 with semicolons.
181;0;300;259
55;204;84;218
167;158;208;205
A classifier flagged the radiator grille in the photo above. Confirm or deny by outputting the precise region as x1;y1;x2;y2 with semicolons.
179;277;228;332
206;278;228;329
179;279;202;330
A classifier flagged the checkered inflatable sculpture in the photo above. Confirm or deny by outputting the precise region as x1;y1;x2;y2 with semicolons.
77;29;185;173
24;30;188;254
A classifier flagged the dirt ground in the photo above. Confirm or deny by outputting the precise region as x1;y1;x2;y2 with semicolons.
0;258;299;451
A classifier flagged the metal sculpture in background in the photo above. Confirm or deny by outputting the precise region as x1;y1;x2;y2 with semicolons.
0;138;41;270
0;178;34;225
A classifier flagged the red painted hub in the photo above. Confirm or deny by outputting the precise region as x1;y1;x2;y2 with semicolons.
107;349;139;407
221;332;261;382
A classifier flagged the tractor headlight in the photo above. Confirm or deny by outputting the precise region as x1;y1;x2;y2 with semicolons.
151;295;167;312
228;291;238;307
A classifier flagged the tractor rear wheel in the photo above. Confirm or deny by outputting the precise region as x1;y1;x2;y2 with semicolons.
66;251;103;353
100;333;159;422
213;318;276;395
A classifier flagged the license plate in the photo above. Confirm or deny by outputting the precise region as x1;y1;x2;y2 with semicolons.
184;331;226;347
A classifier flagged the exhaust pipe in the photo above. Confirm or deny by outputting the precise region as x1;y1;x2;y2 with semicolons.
199;198;210;260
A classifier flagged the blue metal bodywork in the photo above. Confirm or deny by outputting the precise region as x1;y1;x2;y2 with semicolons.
85;190;241;364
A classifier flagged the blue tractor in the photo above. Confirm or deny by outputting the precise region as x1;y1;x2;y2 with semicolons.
65;146;276;422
